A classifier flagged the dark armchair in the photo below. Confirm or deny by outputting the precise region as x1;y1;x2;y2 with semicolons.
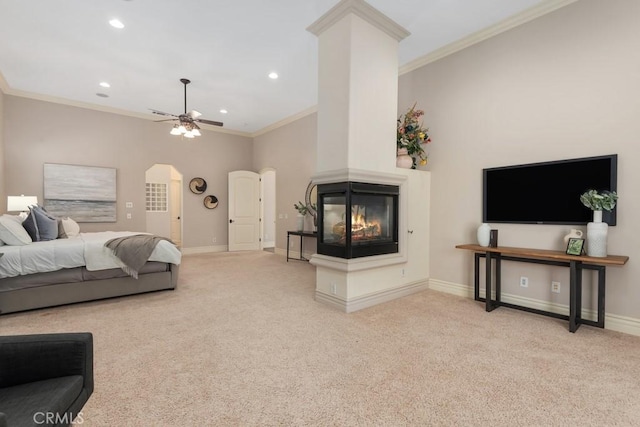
0;333;93;427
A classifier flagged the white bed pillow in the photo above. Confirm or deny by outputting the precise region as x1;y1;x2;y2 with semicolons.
58;217;80;238
0;214;32;246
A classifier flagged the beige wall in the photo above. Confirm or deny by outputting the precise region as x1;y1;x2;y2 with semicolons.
0;89;5;212
3;95;253;248
399;0;640;318
252;113;317;252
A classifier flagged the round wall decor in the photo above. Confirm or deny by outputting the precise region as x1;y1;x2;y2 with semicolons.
189;177;207;194
203;195;219;209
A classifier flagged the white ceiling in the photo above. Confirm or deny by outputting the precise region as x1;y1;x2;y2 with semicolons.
0;0;553;134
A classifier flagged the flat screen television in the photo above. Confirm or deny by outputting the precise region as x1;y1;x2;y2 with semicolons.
483;154;617;226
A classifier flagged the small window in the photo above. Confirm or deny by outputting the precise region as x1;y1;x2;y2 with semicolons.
145;183;168;212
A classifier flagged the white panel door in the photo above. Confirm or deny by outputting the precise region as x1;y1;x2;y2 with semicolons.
170;179;182;247
228;171;260;251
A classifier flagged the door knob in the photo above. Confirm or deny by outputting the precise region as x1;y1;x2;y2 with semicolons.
229;219;234;223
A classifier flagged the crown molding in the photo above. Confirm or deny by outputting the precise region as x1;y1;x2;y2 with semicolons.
0;78;251;138
251;106;317;138
399;0;579;75
307;0;410;41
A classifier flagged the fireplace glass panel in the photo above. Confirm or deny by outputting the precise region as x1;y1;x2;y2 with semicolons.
350;194;395;246
317;182;399;259
322;195;346;246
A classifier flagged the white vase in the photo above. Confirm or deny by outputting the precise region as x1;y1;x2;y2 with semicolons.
587;210;608;257
296;214;304;232
563;228;584;245
477;223;491;247
396;148;413;169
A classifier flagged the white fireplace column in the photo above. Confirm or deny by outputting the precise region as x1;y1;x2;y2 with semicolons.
307;0;431;312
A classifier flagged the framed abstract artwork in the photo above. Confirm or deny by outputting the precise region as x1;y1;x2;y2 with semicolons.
44;163;117;222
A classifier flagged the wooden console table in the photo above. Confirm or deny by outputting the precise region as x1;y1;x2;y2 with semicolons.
456;244;629;332
287;231;317;262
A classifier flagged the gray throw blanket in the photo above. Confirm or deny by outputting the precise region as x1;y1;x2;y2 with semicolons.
104;234;173;279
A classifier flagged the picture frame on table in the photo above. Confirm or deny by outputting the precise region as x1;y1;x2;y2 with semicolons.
566;238;585;256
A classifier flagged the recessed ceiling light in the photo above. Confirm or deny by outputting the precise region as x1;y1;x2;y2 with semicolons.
268;72;278;79
220;109;228;114
96;93;109;98
109;19;125;29
99;82;111;88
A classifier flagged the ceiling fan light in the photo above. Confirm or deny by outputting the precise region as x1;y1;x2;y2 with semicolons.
191;128;201;136
184;131;195;138
170;126;181;135
177;125;187;134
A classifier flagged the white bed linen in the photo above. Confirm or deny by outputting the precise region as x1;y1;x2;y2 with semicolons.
0;231;181;279
81;231;181;271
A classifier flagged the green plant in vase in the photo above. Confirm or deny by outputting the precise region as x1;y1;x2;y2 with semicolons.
579;190;618;214
579;189;618;257
294;201;310;216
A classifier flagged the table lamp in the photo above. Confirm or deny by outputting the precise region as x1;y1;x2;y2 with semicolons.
7;195;38;213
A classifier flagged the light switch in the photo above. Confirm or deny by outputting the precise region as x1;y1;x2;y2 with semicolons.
125;202;133;208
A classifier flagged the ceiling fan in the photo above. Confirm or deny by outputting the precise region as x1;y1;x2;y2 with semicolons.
150;78;223;138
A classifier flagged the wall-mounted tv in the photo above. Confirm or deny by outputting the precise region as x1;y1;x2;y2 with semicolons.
483;154;618;226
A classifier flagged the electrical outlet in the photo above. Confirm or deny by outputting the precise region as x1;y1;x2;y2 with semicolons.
331;283;337;295
401;268;405;277
126;213;132;220
212;237;217;243
551;281;561;293
520;276;529;287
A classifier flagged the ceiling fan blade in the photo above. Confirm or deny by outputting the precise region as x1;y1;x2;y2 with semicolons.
154;118;178;123
149;109;177;117
188;109;202;119
196;118;224;127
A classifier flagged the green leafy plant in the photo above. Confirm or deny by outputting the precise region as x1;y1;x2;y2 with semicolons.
397;103;431;168
580;190;618;211
294;201;309;215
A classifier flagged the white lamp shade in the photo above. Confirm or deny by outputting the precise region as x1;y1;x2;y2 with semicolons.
170;126;182;135
191;128;201;136
7;195;38;212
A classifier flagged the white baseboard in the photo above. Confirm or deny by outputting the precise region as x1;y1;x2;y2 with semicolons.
316;280;429;313
428;279;640;337
181;245;228;255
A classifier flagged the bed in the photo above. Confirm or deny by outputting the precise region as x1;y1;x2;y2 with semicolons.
0;230;181;315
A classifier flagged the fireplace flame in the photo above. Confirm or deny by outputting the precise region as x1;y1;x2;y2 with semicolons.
351;214;381;240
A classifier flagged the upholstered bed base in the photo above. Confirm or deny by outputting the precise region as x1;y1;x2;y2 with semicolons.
0;264;179;315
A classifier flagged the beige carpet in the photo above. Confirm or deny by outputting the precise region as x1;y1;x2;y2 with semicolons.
2;251;640;426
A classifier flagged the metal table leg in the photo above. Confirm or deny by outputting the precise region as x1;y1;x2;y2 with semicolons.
569;260;583;332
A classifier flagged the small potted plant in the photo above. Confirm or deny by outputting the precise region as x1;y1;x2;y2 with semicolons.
579;190;618;222
579;189;618;257
294;201;309;231
397;103;431;169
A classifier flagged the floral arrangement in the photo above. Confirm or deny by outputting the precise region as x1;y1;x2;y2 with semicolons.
580;190;618;211
397;103;431;168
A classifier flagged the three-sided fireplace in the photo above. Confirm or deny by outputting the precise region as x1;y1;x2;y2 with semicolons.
317;181;399;259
